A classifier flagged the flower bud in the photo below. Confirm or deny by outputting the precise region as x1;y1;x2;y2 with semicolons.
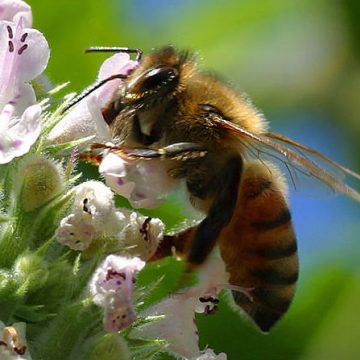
87;334;130;360
20;155;64;212
13;252;48;290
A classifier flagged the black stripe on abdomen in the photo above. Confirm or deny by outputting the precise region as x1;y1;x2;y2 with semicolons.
252;209;291;230
248;239;297;260
251;267;299;285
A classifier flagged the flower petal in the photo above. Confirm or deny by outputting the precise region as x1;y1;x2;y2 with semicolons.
98;52;138;81
0;0;32;27
0;103;41;164
55;214;95;251
99;152;127;177
96;52;138;108
2;83;36;119
0;19;49;109
118;211;164;260
134;255;231;359
89;255;145;332
135;295;200;358
47;53;138;144
103;296;137;333
90;255;145;306
100;153;178;209
47;95;111;144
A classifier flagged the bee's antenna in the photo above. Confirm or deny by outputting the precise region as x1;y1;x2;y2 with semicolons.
86;46;143;61
61;46;143;114
61;73;127;114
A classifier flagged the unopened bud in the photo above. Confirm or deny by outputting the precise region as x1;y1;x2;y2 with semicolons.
20;155;64;212
13;252;48;290
87;334;130;360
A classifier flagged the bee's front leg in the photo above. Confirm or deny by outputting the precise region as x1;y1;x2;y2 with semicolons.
82;142;207;163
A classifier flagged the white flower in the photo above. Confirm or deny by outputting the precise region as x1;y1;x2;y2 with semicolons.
72;180;122;234
89;255;145;332
118;211;164;261
56;181;122;250
0;321;32;359
0;10;49;164
55;181;165;257
133;256;232;359
47;52;138;144
138;295;200;358
99;152;178;209
55;213;96;251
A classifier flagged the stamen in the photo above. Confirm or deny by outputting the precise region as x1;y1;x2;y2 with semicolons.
8;41;14;53
14;345;26;355
83;198;91;214
106;269;126;281
20;33;28;42
6;25;13;39
225;284;254;302
18;44;28;55
139;217;152;241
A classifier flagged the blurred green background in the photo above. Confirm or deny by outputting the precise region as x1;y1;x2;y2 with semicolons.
28;0;360;359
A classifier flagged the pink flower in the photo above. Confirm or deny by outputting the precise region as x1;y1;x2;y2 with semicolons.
0;104;41;164
89;255;145;333
0;0;32;27
47;53;138;144
99;152;178;208
0;7;49;164
0;18;49;115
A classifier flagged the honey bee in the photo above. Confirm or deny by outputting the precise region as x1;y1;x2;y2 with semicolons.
67;45;360;332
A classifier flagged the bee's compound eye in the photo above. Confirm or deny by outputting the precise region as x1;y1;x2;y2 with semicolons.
140;66;178;91
199;104;223;117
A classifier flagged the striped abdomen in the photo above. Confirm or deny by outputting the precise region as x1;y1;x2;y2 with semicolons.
219;160;298;332
150;160;298;332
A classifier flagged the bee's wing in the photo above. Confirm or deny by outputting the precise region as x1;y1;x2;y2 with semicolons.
266;131;360;180
214;117;360;203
